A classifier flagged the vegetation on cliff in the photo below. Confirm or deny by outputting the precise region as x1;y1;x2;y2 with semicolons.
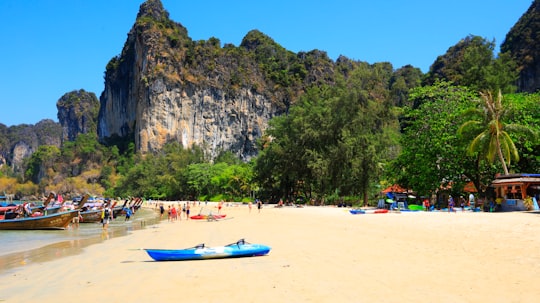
500;0;540;93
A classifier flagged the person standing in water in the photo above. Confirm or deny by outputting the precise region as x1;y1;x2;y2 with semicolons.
101;205;113;229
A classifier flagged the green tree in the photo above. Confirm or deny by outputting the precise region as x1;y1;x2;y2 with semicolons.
391;82;493;197
425;35;518;93
24;145;61;185
503;93;540;173
255;68;398;205
458;90;536;175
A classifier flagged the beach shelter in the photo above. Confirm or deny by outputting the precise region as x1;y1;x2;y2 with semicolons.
381;184;408;194
381;184;412;209
463;181;478;193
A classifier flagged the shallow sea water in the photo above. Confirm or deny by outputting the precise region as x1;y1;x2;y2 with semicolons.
0;208;161;274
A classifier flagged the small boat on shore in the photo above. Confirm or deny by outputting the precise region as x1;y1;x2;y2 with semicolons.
190;213;227;220
144;239;271;261
0;209;80;230
79;209;103;223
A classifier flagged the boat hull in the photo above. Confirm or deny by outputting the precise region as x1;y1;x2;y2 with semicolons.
145;243;271;261
0;210;79;230
80;209;103;223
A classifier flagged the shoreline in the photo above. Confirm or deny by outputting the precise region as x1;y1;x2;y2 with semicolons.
2;205;540;302
0;207;161;273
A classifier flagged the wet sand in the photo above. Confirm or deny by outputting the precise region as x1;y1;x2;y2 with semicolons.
1;204;540;303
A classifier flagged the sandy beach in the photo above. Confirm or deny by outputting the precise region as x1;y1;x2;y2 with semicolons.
1;204;540;303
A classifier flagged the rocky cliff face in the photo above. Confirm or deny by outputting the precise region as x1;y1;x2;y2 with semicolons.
501;0;540;93
57;90;100;142
0;120;62;172
97;0;329;160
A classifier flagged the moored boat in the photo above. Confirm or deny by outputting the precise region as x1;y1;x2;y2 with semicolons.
144;239;271;261
79;209;103;223
0;209;80;230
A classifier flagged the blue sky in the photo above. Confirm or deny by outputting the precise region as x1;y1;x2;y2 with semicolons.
0;0;533;126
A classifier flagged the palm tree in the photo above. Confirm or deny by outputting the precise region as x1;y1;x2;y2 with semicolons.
458;90;532;175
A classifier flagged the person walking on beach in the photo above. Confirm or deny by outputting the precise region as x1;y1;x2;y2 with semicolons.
171;205;177;221
159;204;165;220
423;198;430;211
248;201;252;213
182;203;186;220
257;199;262;213
448;196;455;212
186;203;190;220
124;207;132;221
468;193;475;211
459;196;466;211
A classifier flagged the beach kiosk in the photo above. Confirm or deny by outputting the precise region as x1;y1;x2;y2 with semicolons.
490;174;540;211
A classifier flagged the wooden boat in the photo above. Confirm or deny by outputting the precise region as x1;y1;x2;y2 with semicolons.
77;195;106;223
0;209;80;230
79;209;103;223
144;239;271;261
32;193;65;215
0;205;18;215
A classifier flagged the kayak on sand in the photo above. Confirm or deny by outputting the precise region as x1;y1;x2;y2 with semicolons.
349;209;389;214
144;239;271;261
190;213;227;220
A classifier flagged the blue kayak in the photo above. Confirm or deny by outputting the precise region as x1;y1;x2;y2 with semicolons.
144;239;271;261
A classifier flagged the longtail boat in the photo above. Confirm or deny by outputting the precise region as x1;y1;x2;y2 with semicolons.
79;209;103;223
0;209;80;230
78;195;107;223
33;193;64;215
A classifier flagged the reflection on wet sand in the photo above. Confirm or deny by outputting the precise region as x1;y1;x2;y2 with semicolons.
0;209;161;274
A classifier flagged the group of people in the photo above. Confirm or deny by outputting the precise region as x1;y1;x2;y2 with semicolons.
423;193;476;212
160;203;191;221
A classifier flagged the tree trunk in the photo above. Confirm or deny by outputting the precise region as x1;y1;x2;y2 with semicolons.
496;136;509;175
363;190;368;207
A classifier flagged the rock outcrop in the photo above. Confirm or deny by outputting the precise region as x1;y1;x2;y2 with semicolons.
0;120;62;172
97;0;333;160
501;0;540;93
57;89;100;142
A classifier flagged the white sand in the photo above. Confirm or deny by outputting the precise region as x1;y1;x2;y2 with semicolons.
2;205;540;303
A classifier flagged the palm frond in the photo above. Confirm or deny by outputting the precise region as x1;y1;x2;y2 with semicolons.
487;136;498;163
469;131;488;156
501;132;519;163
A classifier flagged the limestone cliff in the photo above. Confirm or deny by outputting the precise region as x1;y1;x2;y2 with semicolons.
0;120;61;172
57;89;100;142
501;0;540;93
97;0;335;160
